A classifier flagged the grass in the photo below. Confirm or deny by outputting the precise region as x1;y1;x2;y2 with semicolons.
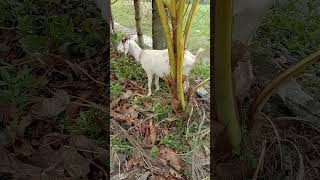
111;1;210;93
110;32;209;178
0;0;109;179
253;0;320;98
111;1;210;51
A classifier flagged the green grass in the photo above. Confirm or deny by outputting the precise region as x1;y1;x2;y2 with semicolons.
253;0;320;96
253;0;320;59
111;1;210;51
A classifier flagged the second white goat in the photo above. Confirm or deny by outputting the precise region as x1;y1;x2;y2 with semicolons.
117;36;204;96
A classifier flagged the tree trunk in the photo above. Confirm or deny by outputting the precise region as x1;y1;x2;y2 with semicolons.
108;0;114;32
152;0;166;49
133;0;144;48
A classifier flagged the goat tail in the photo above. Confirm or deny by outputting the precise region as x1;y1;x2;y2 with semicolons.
194;48;205;61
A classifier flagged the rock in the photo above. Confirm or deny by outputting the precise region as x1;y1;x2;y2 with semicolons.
277;80;320;128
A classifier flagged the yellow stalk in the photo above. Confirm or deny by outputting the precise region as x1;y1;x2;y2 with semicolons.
176;0;186;110
155;0;176;78
187;78;210;101
183;0;200;47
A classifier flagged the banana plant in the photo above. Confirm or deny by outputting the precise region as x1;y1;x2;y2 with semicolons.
155;0;200;111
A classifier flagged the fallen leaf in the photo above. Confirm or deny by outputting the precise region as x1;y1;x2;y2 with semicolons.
27;145;59;168
31;90;70;117
0;101;17;122
159;146;181;171
149;175;166;180
144;121;156;147
110;173;129;180
0;147;42;178
13;139;35;156
137;172;151;180
120;90;132;100
126;150;144;170
17;115;32;137
62;148;90;177
71;134;108;158
0;122;17;146
66;93;91;119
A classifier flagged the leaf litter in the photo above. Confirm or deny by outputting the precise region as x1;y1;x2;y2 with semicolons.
0;1;109;178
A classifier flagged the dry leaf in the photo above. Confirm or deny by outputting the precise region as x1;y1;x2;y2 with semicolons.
62;148;90;177
0;102;17;122
0;147;42;178
31;90;70;117
126;150;144;170
13;139;35;156
17;115;32;137
144;121;156;147
159;146;181;171
149;175;166;180
66;93;91;119
137;172;151;180
120;90;133;100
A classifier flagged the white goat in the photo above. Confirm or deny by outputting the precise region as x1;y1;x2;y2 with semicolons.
117;36;204;96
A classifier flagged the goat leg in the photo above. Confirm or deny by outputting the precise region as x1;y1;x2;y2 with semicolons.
155;75;160;91
147;72;153;96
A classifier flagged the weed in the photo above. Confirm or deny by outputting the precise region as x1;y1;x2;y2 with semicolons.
151;102;171;122
0;66;47;112
254;0;320;60
110;81;123;97
150;145;159;157
111;134;132;155
0;0;107;57
110;55;145;81
63;110;104;141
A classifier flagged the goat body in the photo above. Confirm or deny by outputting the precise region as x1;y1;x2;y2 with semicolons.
117;36;204;96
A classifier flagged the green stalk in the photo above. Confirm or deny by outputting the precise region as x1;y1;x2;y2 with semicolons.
250;48;320;128
176;0;186;110
187;78;210;101
183;0;200;47
155;0;176;78
214;0;241;151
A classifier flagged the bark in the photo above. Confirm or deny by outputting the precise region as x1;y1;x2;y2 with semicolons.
108;0;114;32
133;0;144;48
152;0;166;49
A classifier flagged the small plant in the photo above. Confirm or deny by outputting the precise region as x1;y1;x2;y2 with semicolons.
150;145;159;157
0;66;47;111
0;0;107;57
110;82;123;97
151;102;171;122
64;110;104;140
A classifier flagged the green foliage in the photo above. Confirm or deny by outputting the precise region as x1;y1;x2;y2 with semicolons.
254;0;320;59
0;0;107;57
64;110;104;139
111;134;132;154
110;82;123;97
151;102;171;122
0;66;47;111
111;56;145;81
150;145;159;157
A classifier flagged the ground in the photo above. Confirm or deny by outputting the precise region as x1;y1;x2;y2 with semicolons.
0;0;108;179
110;1;210;179
0;0;319;179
